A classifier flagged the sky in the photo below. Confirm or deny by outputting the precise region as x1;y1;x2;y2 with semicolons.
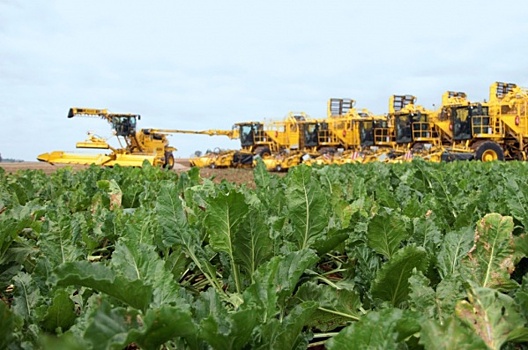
1;0;528;160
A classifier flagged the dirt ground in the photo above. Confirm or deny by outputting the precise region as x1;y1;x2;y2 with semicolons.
0;160;258;186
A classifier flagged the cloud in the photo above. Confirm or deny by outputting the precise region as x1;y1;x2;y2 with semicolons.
1;0;528;161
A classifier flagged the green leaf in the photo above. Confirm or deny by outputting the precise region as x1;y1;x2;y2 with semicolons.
456;287;528;349
55;261;152;311
156;182;223;295
295;281;362;331
504;178;528;230
517;275;528;320
370;246;428;307
12;272;41;320
243;249;319;318
373;184;400;209
40;333;86;350
205;190;249;254
419;316;487;350
235;207;273;279
198;289;258;350
132;305;196;349
409;271;467;324
38;210;86;268
0;217;26;263
96;179;122;210
0;218;35;288
84;298;196;350
83;299;141;349
253;158;272;190
252;301;318;350
326;308;419;350
155;182;188;232
0;300;18;349
411;214;442;253
408;271;436;318
367;208;410;259
41;289;77;333
111;241;184;306
437;227;473;279
462;213;517;290
514;233;528;263
313;229;349;256
204;190;249;293
286;165;329;250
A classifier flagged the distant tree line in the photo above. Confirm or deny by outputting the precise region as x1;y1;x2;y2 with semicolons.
0;154;24;163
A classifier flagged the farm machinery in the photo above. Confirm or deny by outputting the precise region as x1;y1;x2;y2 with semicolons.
37;107;178;168
371;82;528;163
372;94;444;162
301;98;391;165
36;81;528;172
171;112;314;170
434;82;528;162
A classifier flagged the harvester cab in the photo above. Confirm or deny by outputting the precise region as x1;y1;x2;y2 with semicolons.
388;95;436;145
378;95;444;161
450;103;490;141
436;91;496;142
320;98;379;151
436;90;506;162
299;121;320;149
236;122;268;153
300;99;386;165
67;107;140;137
252;112;313;172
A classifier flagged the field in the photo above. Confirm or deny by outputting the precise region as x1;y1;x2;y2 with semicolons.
0;160;258;186
1;160;528;349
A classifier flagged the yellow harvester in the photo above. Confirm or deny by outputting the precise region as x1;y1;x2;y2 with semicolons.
38;107;177;168
171;112;313;170
377;95;443;162
433;82;528;161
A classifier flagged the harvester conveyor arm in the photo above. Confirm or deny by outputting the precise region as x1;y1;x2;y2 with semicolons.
144;128;239;139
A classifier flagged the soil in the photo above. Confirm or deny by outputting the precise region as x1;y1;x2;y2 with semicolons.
0;160;259;187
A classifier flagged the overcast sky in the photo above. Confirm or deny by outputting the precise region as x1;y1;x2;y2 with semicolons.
1;0;527;160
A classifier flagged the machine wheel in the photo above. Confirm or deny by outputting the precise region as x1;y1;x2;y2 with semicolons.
164;152;175;169
209;163;216;169
475;141;504;162
319;147;336;155
233;152;254;166
254;146;271;157
412;142;425;152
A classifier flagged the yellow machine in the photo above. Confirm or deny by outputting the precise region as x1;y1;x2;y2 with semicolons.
432;90;496;161
487;82;528;160
170;112;312;169
37;107;177;168
377;95;444;162
433;83;528;162
142;128;240;168
300;98;389;165
319;99;379;153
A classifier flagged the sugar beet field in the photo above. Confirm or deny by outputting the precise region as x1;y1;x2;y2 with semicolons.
1;160;528;349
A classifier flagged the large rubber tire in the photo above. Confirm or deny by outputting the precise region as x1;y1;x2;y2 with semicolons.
254;146;271;157
164;152;175;169
233;152;253;167
475;141;504;162
319;147;336;155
